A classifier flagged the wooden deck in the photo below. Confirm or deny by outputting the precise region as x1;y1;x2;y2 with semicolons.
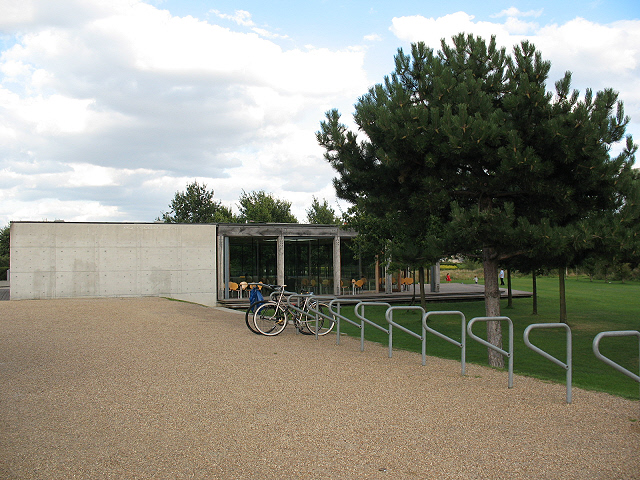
218;283;532;310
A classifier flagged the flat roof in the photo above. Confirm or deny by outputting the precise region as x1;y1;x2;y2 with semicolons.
216;223;357;238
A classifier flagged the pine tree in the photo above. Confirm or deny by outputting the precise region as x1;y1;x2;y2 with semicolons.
318;33;635;368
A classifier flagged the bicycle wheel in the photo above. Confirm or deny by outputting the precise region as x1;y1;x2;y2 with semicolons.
253;303;287;336
245;301;264;335
303;302;335;336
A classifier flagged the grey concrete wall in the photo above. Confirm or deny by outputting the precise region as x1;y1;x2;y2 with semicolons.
10;222;217;306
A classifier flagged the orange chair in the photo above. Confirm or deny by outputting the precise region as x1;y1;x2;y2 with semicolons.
228;281;240;298
403;277;414;291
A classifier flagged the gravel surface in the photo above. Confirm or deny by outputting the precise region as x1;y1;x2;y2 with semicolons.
1;297;638;479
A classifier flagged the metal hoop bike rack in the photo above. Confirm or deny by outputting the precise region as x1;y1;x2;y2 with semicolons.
354;302;392;352
385;306;426;364
328;298;362;345
524;323;572;403
285;293;335;338
467;316;514;388
593;330;640;401
423;311;466;375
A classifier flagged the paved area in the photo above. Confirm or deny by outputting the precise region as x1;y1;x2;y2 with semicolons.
1;297;638;479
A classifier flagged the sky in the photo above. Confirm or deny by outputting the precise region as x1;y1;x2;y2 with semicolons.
1;0;639;225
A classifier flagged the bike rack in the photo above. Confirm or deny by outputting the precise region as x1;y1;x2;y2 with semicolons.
467;316;514;388
353;302;392;352
285;293;335;338
328;298;361;345
593;330;640;401
385;306;426;364
423;311;466;375
524;323;572;403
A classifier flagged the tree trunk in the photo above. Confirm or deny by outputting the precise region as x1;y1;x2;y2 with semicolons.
506;268;513;308
483;246;504;368
559;268;567;323
532;271;538;315
418;266;426;311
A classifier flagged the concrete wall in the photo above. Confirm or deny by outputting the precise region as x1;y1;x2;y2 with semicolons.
10;222;217;306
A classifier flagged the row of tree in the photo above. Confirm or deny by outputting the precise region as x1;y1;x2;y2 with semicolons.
317;33;639;367
158;182;340;225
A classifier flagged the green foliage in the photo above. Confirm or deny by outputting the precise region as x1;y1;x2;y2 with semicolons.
0;225;9;258
0;225;8;281
306;196;339;224
237;190;298;223
159;181;234;223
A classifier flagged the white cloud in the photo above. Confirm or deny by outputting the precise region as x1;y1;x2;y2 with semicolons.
212;9;255;27
210;8;289;40
491;7;543;18
390;12;525;49
0;0;369;225
364;33;382;42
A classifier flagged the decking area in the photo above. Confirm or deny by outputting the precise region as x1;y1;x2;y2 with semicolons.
218;282;532;309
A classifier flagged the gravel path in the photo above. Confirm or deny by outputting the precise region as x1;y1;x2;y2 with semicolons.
1;297;638;479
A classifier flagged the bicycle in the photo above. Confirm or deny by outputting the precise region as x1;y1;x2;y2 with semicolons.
251;284;335;337
244;283;268;335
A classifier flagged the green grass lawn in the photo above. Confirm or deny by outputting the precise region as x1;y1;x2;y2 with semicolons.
334;275;640;400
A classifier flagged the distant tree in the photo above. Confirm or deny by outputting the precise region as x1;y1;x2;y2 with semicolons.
159;181;235;223
0;225;9;258
0;224;9;281
306;197;340;224
237;190;298;223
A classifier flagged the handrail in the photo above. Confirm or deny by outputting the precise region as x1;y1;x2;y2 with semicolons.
328;298;362;345
524;323;572;404
385;306;426;363
467;316;514;388
593;330;640;401
354;302;391;352
423;311;466;375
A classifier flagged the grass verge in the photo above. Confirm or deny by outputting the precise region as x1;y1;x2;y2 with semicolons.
335;275;640;400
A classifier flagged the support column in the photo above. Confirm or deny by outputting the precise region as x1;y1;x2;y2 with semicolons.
220;236;230;299
333;235;341;296
430;262;440;292
277;235;285;287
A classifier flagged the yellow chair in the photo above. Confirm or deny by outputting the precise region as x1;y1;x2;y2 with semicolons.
354;278;365;294
404;277;414;291
228;281;240;298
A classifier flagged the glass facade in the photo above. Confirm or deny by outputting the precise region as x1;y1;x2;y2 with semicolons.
284;238;333;294
229;237;277;285
226;235;374;295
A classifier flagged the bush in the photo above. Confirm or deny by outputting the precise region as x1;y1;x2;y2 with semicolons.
440;264;459;270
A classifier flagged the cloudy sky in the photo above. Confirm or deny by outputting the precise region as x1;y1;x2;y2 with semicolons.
1;0;639;225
